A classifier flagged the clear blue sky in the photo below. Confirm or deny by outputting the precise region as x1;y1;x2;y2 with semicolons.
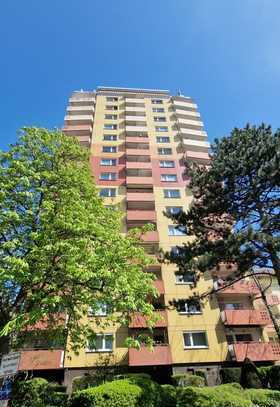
1;0;279;150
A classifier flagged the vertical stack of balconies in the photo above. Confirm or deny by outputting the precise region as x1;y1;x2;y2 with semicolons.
63;91;95;147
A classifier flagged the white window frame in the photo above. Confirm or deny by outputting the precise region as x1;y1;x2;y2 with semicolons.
160;160;175;168
155;126;168;132
154;116;166;122
151;99;163;104
152;107;165;113
161;174;177;182
88;302;108;317
105;114;117;120
164;189;181;198
158;148;172;155
86;334;113;352
103;135;117;141
104;124;117;130
175;274;195;285
157;136;170;143
100;172;117;181
100;159;117;166
168;225;186;236
178;301;201;315
99;188;116;198
183;331;208;349
102;146;117;153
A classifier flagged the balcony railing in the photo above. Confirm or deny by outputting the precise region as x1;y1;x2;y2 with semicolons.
62;125;92;135
125;115;147;122
127;210;156;222
19;349;64;370
126;148;151;156
126;176;153;186
229;342;280;362
221;310;270;326
128;345;172;366
129;310;168;328
153;279;165;295
140;231;159;243
126;161;152;170
214;280;259;295
127;192;154;202
126;125;148;133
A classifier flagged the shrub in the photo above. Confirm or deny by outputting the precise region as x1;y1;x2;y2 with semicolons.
172;373;205;387
257;366;271;388
240;358;263;388
220;367;241;384
160;384;177;407
114;373;151;381
69;379;142;407
267;365;280;390
72;375;99;392
245;388;280;407
177;384;252;407
127;375;162;407
11;378;68;407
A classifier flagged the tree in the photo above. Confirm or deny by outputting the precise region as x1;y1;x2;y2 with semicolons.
0;128;156;355
165;124;280;333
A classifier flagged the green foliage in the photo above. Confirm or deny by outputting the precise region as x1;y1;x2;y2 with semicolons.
267;365;280;390
177;384;252;407
160;384;177;407
69;379;142;407
0;128;156;352
240;358;263;388
127;375;162;407
166;124;280;294
258;365;272;387
172;373;205;387
245;388;280;407
11;378;67;407
72;375;99;392
220;367;241;384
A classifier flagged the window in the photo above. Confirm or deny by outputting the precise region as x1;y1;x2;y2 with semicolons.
161;174;177;182
177;300;201;314
220;303;244;311
87;334;113;352
166;206;183;215
107;97;118;102
183;332;208;349
175;273;195;284
105;114;117;120
106;105;118;110
154;116;166;122
155;126;168;132
100;172;117;181
99;188;116;197
164;189;181;198
152;107;164;113
103;134;117;141
160;160;175;168
101;159;117;166
156;136;170;143
168;225;187;236
158;148;172;155
152;99;163;104
88;302;108;316
104;124;117;130
226;334;252;344
102;146;117;153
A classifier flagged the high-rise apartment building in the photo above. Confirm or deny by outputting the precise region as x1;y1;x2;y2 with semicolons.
16;87;280;387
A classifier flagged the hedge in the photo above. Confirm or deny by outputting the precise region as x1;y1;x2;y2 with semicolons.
127;375;162;407
220;367;241;384
267;365;280;390
172;374;205;387
69;379;142;407
245;388;280;407
160;384;177;407
10;378;68;407
177;383;252;407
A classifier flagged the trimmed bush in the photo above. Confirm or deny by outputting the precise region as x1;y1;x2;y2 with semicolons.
268;365;280;390
160;384;177;407
69;379;142;407
220;367;241;384
177;384;251;407
245;388;280;407
72;375;99;392
240;358;263;389
172;373;205;387
114;373;151;381
127;375;162;407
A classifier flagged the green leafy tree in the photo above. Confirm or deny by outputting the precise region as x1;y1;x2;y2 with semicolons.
0;128;156;355
166;124;280;334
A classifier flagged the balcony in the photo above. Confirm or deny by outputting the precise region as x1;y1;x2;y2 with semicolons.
127;192;154;202
125;136;149;143
62;124;92;136
125;106;146;113
214;280;259;296
154;279;165;295
126;125;148;133
177;118;204;128
183;139;210;151
126;148;150;156
175;109;200;118
67;106;94;115
126;176;153;186
127;210;156;222
19;350;64;370
229;342;280;362
64;115;93;125
129;310;168;328
125;115;147;122
126;98;145;105
128;345;172;366
180;129;207;137
221;310;270;326
186;150;210;163
173;99;197;109
126;161;151;170
140;231;159;243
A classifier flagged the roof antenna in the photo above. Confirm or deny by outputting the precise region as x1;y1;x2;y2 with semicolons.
177;88;183;96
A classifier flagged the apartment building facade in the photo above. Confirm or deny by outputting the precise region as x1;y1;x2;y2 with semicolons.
17;87;280;386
